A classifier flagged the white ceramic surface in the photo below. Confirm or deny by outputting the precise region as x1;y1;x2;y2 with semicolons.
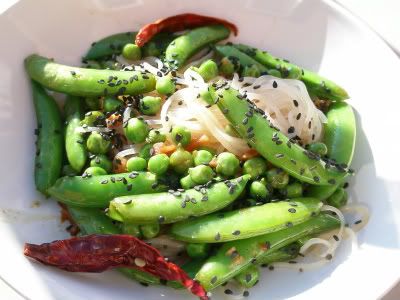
1;0;400;299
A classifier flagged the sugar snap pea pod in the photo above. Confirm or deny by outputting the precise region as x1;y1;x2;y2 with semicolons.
25;55;156;97
31;80;63;195
170;198;322;243
66;206;181;287
84;32;136;61
210;84;348;185
108;175;250;224
165;25;230;69
64;95;87;172
215;45;268;73
234;44;302;79
195;213;340;290
48;172;169;207
234;44;349;101
306;102;356;199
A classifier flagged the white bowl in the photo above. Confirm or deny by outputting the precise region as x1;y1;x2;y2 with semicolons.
1;0;400;299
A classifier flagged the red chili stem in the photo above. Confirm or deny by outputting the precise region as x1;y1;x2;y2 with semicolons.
135;13;238;47
24;234;208;300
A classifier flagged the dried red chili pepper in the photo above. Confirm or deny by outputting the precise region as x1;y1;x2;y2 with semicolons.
24;234;208;299
135;13;238;47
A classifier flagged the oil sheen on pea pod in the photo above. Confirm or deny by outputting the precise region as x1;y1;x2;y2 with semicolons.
25;55;156;97
165;25;230;69
170;198;322;243
31;80;63;195
195;213;340;291
306;102;356;199
211;84;349;186
107;175;251;224
66;206;182;288
48;172;169;208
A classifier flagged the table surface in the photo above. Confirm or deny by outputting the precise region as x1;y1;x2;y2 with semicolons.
1;0;399;299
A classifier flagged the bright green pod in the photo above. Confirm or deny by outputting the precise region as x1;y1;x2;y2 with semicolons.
25;55;156;97
108;175;250;224
48;172;169;207
170;198;322;243
195;213;340;290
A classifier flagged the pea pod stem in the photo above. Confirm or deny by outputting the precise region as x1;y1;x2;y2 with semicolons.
108;175;251;224
195;213;340;291
170;198;322;243
31;80;63;195
25;55;156;97
306;102;356;199
210;84;349;185
234;43;349;101
48;172;169;208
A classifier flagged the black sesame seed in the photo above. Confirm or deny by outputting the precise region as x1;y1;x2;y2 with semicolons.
245;273;252;283
313;176;320;183
101;179;108;184
210;276;218;284
70;70;76;76
232;230;241;236
288;208;296;213
269;265;274;270
288;126;295;134
250;258;257;264
296;113;302;120
224;289;233;295
275;153;284;158
333;235;339;241
242;117;249;125
214;232;221;241
126;184;132;191
272;81;278;88
328;178;336;185
253;85;261;89
158;216;165;223
354;219;362;225
289;260;297;264
201;195;208;201
325;254;333;260
293;99;299;107
300;168;305;175
243;291;250;297
286;222;293;227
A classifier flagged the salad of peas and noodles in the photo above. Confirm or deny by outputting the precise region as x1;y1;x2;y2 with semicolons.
24;13;369;299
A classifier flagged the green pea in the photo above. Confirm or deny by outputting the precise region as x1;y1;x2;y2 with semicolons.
186;243;210;259
126;156;147;172
235;265;260;288
326;187;348;208
103;96;123;112
140;223;160;239
156;76;176;95
266;168;289;189
216;152;240;177
84;97;101;110
170;147;193;174
242;64;260;77
171;126;191;147
122;223;141;237
124;118;149;143
224;124;240;137
308;142;328;156
280;182;303;198
243;157;267;179
249;181;269;200
83;166;107;176
139;96;162;115
196;59;218;81
62;165;78;177
199;88;214;105
122;43;141;61
193;150;214;166
80;111;105;126
86;131;111;154
219;56;240;77
139;143;154;160
146;129;166;144
189;165;214;184
90;154;113;173
267;69;282;77
148;154;170;175
180;174;197;190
